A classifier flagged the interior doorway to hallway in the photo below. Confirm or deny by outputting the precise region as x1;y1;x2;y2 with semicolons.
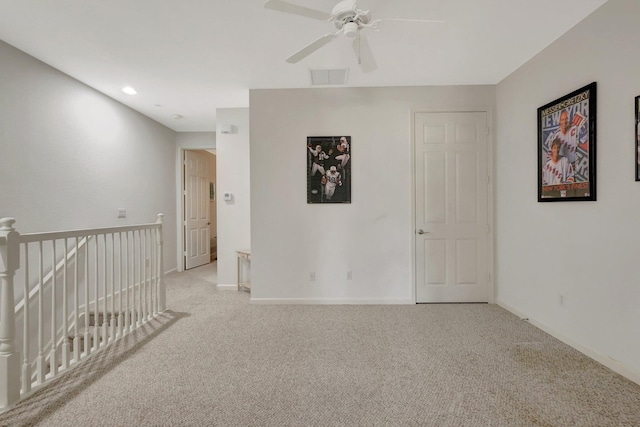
181;148;217;270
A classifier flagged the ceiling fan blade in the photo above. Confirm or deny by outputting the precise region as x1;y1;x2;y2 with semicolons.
352;35;377;73
375;18;445;24
338;0;357;8
264;0;332;21
286;32;340;63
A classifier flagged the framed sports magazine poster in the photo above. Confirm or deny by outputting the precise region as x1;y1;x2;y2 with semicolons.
307;136;351;204
635;95;640;181
537;82;597;202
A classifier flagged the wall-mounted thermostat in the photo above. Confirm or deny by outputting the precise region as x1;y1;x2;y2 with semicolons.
223;192;233;201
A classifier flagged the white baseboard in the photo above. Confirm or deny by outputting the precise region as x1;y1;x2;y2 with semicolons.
497;300;640;387
249;298;413;305
165;268;177;275
216;284;237;291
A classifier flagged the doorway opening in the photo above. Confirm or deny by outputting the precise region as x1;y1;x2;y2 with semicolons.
181;148;217;271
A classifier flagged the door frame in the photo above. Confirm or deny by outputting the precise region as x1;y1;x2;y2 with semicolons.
175;146;216;272
411;107;495;304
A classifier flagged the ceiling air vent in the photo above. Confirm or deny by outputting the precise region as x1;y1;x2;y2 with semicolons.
310;69;348;85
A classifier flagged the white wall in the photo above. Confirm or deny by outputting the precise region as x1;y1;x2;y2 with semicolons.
174;132;216;270
0;40;178;271
175;132;215;151
216;108;250;288
250;86;495;303
496;0;640;380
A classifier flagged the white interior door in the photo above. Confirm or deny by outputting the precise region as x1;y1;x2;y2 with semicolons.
415;112;489;302
184;150;210;270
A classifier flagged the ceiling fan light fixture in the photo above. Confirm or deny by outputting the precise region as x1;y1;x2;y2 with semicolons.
344;22;358;38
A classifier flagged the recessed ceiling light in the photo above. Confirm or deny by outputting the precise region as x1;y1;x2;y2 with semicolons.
122;86;137;95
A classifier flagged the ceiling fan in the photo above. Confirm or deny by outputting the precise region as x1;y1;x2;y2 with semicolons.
264;0;444;73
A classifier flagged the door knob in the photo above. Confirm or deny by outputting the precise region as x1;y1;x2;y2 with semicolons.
417;229;428;235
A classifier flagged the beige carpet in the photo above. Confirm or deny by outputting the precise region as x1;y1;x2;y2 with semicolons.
1;262;639;426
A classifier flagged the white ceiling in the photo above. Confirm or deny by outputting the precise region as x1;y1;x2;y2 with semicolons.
0;0;608;132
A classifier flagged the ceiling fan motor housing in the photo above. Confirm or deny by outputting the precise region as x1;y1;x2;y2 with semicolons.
332;2;371;30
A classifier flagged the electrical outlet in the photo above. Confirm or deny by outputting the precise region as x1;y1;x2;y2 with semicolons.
309;272;315;281
347;271;352;280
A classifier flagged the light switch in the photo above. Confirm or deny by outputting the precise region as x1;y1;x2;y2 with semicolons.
223;193;233;201
118;208;126;218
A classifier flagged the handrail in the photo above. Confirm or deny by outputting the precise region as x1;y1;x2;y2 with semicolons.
19;222;160;243
0;214;165;411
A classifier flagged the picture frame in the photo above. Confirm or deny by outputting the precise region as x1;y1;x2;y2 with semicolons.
635;95;640;181
307;136;351;204
537;82;597;202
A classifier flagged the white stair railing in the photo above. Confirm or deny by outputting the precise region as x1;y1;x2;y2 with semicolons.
0;214;165;411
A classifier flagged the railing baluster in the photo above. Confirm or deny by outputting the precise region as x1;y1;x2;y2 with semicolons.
148;229;153;320
21;243;31;394
147;229;151;321
141;230;145;323
102;234;108;345
118;233;123;339
140;230;149;322
73;237;80;362
131;231;136;329
137;230;142;326
36;241;45;384
125;232;131;335
136;230;144;326
93;235;99;352
84;237;90;357
139;229;143;325
49;240;57;377
150;229;156;317
156;214;165;312
139;230;144;324
61;238;69;370
110;233;116;341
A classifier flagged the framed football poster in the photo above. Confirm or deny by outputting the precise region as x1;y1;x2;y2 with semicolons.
307;136;351;204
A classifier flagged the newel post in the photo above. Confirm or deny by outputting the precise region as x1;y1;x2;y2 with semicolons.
0;218;21;408
156;214;165;312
